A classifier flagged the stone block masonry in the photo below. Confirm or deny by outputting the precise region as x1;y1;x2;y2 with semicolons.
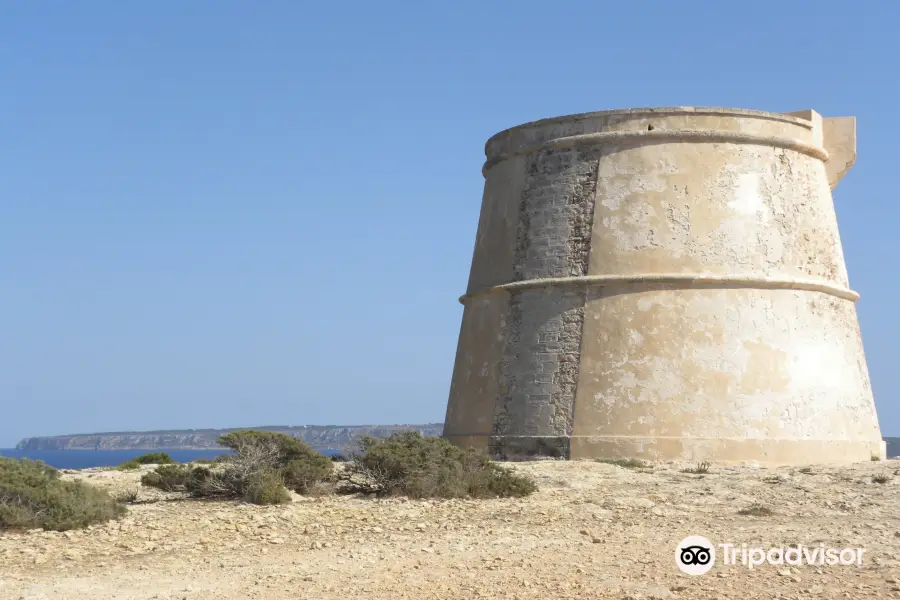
492;288;584;458
445;106;886;465
491;147;599;459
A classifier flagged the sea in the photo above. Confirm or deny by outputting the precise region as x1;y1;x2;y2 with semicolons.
5;445;895;469
0;449;232;469
0;448;342;469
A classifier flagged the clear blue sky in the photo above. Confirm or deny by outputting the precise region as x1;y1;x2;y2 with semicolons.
2;2;898;447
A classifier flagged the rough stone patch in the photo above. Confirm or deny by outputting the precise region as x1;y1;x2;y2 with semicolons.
492;148;599;458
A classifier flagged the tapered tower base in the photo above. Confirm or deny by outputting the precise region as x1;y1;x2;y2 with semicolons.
443;107;885;466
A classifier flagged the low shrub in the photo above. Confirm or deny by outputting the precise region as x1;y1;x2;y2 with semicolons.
242;469;291;505
681;461;712;474
280;457;331;493
338;432;537;499
117;452;176;471
217;430;332;494
140;464;194;492
872;472;892;484
141;430;331;504
0;457;126;531
114;489;139;504
218;431;327;466
738;503;774;517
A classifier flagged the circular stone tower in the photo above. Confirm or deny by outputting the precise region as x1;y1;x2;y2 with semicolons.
443;107;885;465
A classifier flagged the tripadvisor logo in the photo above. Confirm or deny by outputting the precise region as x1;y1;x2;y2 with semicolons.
676;535;715;575
676;536;867;574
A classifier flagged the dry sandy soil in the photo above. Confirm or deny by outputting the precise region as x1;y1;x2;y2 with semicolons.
2;459;900;599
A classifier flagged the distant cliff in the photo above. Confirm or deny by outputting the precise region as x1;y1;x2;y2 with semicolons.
16;423;445;454
18;428;898;459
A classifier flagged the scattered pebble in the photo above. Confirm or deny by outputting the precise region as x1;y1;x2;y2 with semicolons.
0;459;896;598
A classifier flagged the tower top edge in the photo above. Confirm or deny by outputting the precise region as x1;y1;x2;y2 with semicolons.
485;107;814;146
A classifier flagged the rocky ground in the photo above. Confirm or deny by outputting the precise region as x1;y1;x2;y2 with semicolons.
1;459;899;599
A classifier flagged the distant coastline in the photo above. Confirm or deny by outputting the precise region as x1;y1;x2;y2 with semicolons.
14;428;898;460
15;423;445;455
0;448;232;470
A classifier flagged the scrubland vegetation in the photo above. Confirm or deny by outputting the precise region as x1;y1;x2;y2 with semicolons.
1;430;538;531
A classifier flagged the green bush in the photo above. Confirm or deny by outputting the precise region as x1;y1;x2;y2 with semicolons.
140;464;194;491
117;452;176;471
218;430;332;494
280;457;332;493
114;489;139;504
339;432;537;499
141;464;232;498
218;431;328;466
0;457;126;531
242;469;291;505
140;430;331;504
187;466;242;499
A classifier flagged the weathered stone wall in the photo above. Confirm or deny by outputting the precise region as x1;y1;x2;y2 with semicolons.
490;148;598;458
444;106;885;465
443;154;526;450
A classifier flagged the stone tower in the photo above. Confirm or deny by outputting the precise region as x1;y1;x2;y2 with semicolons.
443;107;885;465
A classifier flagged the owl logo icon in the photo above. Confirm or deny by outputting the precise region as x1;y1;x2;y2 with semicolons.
676;536;716;575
